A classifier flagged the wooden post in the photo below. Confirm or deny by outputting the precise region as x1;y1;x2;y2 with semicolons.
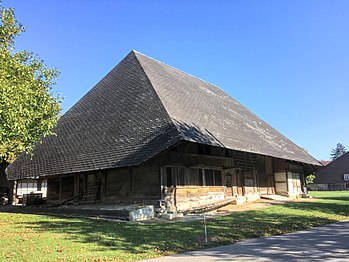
74;174;78;196
160;166;164;201
129;168;134;198
203;213;208;242
12;180;17;205
100;171;106;201
59;176;63;202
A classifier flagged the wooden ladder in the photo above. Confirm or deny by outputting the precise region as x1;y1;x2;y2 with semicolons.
80;181;99;205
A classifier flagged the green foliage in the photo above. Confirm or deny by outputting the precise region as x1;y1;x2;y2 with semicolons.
305;174;315;184
1;191;349;261
330;143;347;161
0;3;61;163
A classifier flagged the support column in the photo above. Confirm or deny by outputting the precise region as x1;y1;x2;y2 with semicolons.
59;176;63;202
12;180;17;205
129;168;134;198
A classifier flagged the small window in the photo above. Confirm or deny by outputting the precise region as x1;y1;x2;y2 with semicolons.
166;167;186;186
166;167;222;187
204;169;222;186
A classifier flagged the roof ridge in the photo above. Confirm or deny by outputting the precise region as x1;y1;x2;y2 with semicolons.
134;51;320;166
132;51;185;142
132;51;229;95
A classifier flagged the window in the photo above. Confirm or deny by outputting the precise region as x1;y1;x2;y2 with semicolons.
165;167;186;186
188;168;203;186
344;174;349;181
176;168;186;186
204;169;222;186
165;167;222;187
17;181;38;196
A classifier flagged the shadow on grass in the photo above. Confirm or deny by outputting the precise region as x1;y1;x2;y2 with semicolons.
13;196;348;256
18;217;206;255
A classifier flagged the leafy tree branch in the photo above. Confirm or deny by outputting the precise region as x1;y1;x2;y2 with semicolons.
0;3;62;163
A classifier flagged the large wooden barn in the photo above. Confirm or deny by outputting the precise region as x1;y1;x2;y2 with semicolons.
6;51;320;212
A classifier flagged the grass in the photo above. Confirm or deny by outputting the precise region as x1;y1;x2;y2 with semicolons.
1;191;349;261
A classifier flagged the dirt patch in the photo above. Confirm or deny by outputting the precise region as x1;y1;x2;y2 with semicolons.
162;197;316;223
216;199;281;213
214;198;312;214
217;197;315;213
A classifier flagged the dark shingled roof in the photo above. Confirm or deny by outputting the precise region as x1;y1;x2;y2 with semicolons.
7;50;320;180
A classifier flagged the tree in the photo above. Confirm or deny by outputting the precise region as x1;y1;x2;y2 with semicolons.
330;143;347;161
305;174;315;185
0;3;61;165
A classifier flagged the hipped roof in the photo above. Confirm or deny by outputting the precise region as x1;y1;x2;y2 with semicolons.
7;51;320;180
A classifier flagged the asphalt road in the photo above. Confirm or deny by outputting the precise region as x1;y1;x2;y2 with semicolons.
141;220;349;261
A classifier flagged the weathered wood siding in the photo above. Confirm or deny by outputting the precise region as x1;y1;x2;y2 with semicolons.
103;166;160;203
42;142;313;207
47;175;75;202
132;166;160;199
47;177;60;201
105;169;130;199
61;175;75;200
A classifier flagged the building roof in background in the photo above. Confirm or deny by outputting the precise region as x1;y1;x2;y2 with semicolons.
7;50;320;180
314;152;349;184
320;160;331;166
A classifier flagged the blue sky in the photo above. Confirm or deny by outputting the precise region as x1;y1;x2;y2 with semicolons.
4;0;349;160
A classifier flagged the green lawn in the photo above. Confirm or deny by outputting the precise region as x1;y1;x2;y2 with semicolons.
1;191;349;261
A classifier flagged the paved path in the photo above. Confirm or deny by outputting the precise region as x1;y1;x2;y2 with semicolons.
141;220;349;261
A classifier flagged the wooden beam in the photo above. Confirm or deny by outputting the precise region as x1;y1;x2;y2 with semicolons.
59;176;62;202
129;168;134;198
